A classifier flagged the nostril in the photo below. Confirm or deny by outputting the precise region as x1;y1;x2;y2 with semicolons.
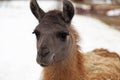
40;49;50;57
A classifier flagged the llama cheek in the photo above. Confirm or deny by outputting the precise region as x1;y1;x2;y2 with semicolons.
48;53;55;64
54;52;67;62
67;36;70;42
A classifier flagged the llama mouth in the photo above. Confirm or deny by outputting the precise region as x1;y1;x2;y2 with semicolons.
36;53;55;67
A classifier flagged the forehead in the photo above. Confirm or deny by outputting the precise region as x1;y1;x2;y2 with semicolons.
35;11;68;33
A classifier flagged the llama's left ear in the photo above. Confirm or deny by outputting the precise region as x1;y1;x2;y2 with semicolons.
62;0;74;23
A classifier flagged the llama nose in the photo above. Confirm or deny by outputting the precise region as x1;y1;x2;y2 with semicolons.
39;48;50;57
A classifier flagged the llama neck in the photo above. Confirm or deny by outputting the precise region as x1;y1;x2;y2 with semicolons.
42;27;86;80
43;51;86;80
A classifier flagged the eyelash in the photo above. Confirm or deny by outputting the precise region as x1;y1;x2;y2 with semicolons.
33;30;40;40
57;32;69;41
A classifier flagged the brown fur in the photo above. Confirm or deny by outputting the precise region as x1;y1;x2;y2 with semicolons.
43;26;120;80
30;0;120;80
84;49;120;80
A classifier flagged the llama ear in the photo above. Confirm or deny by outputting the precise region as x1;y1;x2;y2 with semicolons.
62;0;74;23
30;0;45;22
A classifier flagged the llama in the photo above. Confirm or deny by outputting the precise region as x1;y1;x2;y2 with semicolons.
30;0;120;80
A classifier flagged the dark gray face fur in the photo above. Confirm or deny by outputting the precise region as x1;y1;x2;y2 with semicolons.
30;0;74;66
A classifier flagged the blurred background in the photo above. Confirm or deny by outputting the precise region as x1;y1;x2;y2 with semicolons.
0;0;120;80
73;0;120;30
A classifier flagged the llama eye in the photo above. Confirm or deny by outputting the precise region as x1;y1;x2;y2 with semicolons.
33;30;40;40
57;32;69;41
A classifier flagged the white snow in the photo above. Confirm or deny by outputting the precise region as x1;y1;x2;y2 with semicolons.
107;9;120;16
0;1;120;80
93;0;112;4
75;4;91;10
72;15;120;53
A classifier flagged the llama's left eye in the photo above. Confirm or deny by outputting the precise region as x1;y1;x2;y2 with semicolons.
57;32;69;41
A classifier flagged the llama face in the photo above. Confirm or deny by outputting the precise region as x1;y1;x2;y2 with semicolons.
33;12;71;66
30;0;74;66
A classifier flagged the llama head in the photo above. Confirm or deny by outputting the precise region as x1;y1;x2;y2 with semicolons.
30;0;74;67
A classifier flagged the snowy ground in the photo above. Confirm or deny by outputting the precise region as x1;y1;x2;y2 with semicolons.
0;1;120;80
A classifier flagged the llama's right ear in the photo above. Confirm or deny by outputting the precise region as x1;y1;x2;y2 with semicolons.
30;0;45;22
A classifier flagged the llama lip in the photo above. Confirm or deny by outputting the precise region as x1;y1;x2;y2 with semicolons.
40;63;48;67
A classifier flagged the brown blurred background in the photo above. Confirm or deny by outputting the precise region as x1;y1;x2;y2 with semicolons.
72;0;120;30
0;0;120;30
